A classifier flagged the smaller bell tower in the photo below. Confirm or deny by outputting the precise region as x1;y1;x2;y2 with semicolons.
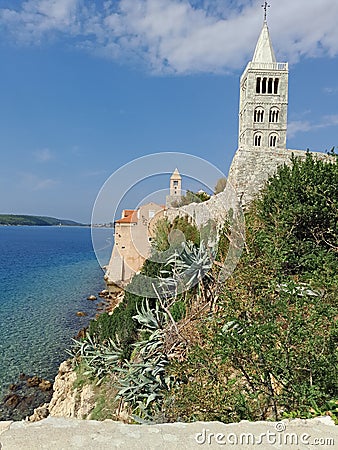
170;168;182;197
166;168;182;207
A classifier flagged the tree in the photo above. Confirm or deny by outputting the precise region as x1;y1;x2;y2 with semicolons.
254;152;338;278
164;153;338;423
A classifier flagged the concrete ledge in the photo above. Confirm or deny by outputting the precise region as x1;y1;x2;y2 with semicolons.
0;416;336;449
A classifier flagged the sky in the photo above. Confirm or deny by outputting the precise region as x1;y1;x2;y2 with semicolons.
0;0;337;223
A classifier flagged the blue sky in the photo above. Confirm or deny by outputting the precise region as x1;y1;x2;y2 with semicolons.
0;0;337;223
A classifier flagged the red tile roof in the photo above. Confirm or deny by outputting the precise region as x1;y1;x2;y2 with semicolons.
115;209;138;224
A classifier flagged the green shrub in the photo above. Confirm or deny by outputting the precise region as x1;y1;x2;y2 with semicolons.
170;300;186;322
164;153;338;422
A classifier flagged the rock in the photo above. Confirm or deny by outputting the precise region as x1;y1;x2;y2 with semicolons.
48;360;77;418
75;327;87;339
28;403;49;422
87;295;97;301
98;290;109;297
19;373;26;380
0;374;53;421
38;380;52;392
48;360;95;419
76;311;87;317
26;376;41;387
4;394;20;409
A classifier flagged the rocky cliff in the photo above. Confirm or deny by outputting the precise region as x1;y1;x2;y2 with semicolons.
29;360;96;422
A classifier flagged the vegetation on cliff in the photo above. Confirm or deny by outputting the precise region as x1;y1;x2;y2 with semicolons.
69;153;338;423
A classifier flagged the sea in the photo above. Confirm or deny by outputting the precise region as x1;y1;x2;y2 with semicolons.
0;225;113;398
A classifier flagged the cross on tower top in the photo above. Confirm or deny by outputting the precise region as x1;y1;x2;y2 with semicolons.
261;1;270;22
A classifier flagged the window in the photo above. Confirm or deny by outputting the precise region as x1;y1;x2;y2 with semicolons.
269;134;278;147
269;107;280;123
242;78;247;95
149;210;155;219
254;133;262;147
173;180;178;186
268;78;273;94
254;107;264;123
256;77;280;95
256;77;261;93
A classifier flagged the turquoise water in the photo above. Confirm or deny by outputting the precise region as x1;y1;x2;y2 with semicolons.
0;226;112;397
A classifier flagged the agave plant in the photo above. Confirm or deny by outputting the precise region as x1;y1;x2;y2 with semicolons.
115;299;172;420
160;240;216;306
67;333;124;384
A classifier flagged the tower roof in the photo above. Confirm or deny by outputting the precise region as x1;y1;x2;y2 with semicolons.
252;21;276;63
170;168;181;179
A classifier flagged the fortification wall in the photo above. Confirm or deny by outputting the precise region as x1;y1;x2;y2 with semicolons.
165;187;241;229
227;147;330;207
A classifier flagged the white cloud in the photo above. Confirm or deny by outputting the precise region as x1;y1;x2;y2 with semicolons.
33;148;54;162
288;115;338;138
21;172;58;190
33;178;58;190
1;0;338;73
288;121;312;138
323;87;338;95
0;0;81;44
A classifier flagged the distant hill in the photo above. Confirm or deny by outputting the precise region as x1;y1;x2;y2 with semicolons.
0;215;87;227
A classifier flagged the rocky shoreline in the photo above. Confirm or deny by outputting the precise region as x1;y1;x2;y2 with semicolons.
0;374;53;421
0;288;124;422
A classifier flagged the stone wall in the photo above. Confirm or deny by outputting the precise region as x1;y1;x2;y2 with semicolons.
227;147;331;207
1;416;336;449
165;186;242;230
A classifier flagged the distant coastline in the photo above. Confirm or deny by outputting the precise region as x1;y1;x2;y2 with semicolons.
0;214;88;227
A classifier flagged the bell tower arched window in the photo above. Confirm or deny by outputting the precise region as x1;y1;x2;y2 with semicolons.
254;107;264;123
254;133;262;147
274;78;279;94
255;77;280;95
269;133;278;147
256;77;261;93
268;78;273;94
269;107;280;123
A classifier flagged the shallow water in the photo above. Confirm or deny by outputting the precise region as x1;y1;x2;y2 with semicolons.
0;226;112;397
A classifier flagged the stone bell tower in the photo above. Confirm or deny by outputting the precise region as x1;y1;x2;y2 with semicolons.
166;168;182;207
238;8;289;150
